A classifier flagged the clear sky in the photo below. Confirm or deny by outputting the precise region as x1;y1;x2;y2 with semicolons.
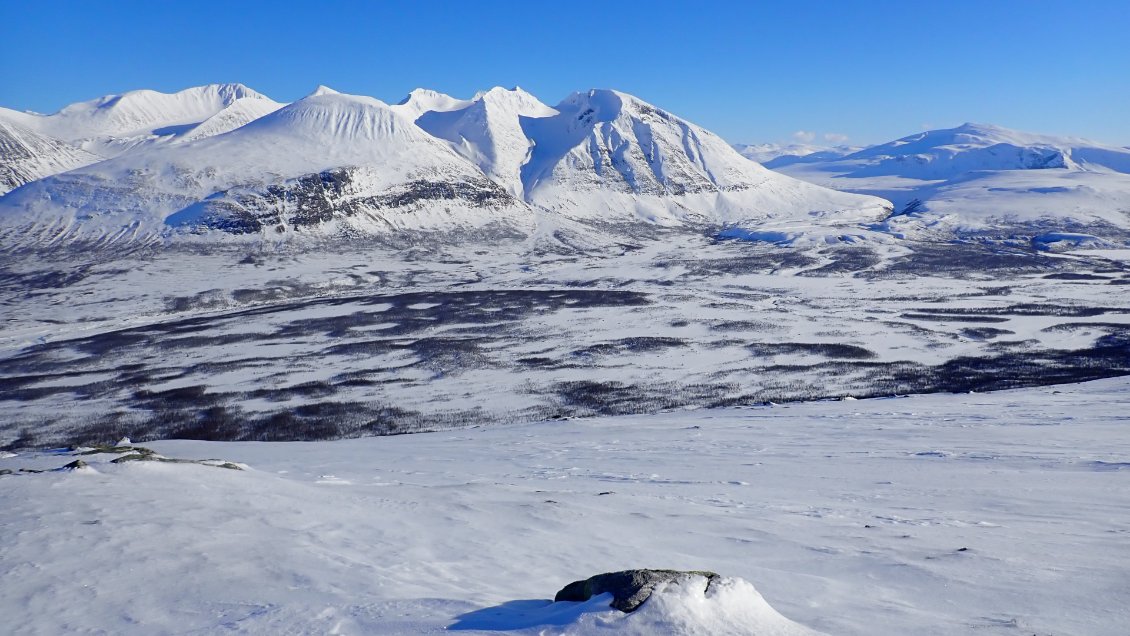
2;0;1128;146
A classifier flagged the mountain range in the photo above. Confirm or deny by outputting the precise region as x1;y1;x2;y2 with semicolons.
3;84;1129;251
0;84;886;247
733;142;861;166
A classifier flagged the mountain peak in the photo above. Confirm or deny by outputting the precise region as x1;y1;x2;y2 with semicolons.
308;85;340;97
393;88;468;120
19;83;274;148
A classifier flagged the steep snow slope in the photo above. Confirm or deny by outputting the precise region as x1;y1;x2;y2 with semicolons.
0;120;100;195
171;96;284;144
0;91;529;243
770;123;1130;243
415;87;557;198
517;89;888;229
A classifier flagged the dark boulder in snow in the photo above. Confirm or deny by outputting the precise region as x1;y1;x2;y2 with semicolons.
554;568;719;613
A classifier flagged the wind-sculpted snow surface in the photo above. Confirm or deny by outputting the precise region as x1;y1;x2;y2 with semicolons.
2;378;1128;634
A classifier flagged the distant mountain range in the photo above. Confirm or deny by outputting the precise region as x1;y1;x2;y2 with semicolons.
743;123;1130;249
0;84;885;247
732;142;861;166
3;84;1128;251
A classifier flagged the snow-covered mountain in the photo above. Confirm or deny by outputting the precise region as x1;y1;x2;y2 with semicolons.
0;84;285;193
768;123;1130;246
838;123;1130;178
414;87;557;198
511;89;884;229
0;91;530;242
0;119;100;195
0;84;888;246
5;83;280;157
170;96;284;145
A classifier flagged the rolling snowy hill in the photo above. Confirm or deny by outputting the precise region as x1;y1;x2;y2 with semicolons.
0;85;888;246
767;123;1130;247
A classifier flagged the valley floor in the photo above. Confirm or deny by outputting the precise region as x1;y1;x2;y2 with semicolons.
3;377;1128;634
3;236;1130;447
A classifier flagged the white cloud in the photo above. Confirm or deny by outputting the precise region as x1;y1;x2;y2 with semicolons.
823;132;849;144
792;130;816;143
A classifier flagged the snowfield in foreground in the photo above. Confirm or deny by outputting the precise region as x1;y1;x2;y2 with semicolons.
3;378;1128;635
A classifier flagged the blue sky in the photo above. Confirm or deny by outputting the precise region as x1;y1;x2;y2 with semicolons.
2;0;1127;145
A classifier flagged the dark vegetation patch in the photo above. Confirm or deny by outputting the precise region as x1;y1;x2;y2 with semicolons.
1043;272;1111;281
1041;321;1130;334
658;250;819;276
797;249;882;276
900;313;1011;324
960;327;1015;340
1;267;91;290
572;337;687;359
747;342;877;359
548;380;742;417
0;289;651;447
10;398;492;448
910;304;1125;318
875;243;1060;278
522;327;1130;420
6;238;1130;449
710;320;778;332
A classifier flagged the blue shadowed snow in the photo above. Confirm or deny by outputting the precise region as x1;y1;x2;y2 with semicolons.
715;227;795;245
1030;232;1106;251
449;595;613;630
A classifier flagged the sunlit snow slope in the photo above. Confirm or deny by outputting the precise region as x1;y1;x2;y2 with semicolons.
4;83;278;157
0;119;100;195
0;91;530;242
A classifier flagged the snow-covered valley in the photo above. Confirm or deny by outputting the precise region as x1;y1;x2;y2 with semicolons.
3;80;1130;635
3;235;1129;449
